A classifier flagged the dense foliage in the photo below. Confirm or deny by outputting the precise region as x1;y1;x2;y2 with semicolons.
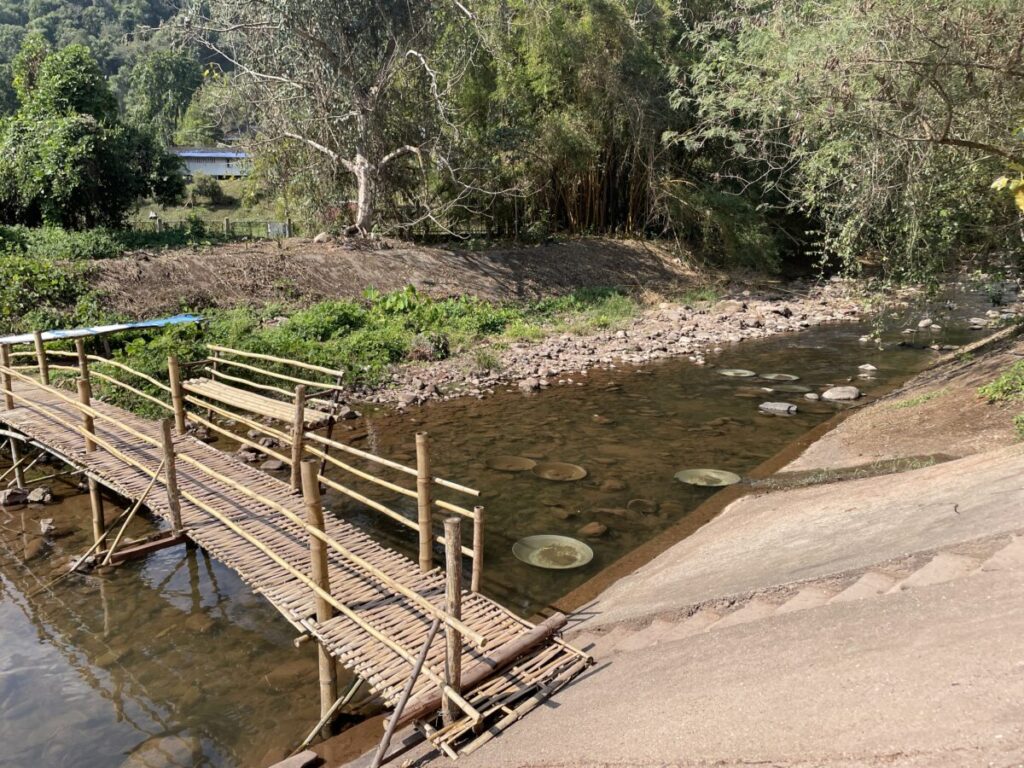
0;39;184;228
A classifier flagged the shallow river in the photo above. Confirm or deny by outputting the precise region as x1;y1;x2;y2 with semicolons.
0;315;977;767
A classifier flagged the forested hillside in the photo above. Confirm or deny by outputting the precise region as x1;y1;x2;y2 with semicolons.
0;0;1021;280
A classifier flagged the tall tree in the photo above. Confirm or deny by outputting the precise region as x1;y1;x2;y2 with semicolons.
0;40;184;228
124;49;203;144
681;0;1024;278
183;0;476;233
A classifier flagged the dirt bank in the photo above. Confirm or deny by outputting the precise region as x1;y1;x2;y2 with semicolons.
93;237;703;316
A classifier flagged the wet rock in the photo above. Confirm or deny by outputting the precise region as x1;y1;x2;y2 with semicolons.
858;363;877;372
918;318;933;328
577;522;608;538
549;507;578;520
626;499;657;515
119;734;201;768
758;401;798;415
260;459;285;472
821;385;861;401
805;392;821;401
518;377;540;393
595;507;629;518
236;447;261;463
0;488;29;506
39;518;56;535
337;405;360;420
257;436;279;448
599;478;627;493
27;486;53;504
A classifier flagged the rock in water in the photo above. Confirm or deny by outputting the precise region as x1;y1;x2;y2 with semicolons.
119;734;201;768
0;488;29;506
758;401;798;415
518;377;540;392
821;386;861;401
577;522;608;538
858;363;877;372
805;392;821;401
918;318;933;328
260;459;285;472
27;486;53;504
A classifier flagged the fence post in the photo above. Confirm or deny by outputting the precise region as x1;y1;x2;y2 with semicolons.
160;418;183;534
290;384;306;491
415;432;433;573
33;331;49;385
300;458;339;728
443;516;463;726
74;338;89;382
286;217;293;238
223;217;230;236
472;505;484;593
1;344;13;410
155;217;162;234
167;355;187;436
78;377;105;546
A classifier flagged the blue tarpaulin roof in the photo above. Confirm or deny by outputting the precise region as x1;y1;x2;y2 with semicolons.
0;314;203;346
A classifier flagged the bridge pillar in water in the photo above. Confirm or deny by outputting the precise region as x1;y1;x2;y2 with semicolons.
443;516;463;726
77;377;105;547
416;432;433;573
300;458;339;727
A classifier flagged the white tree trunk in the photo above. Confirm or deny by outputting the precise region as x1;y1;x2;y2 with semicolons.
353;154;375;235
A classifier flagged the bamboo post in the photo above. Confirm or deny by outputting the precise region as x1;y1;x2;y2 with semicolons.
301;458;338;728
471;505;484;593
167;355;187;435
33;331;49;385
160;419;183;534
223;217;230;236
9;439;24;489
77;377;105;546
443;516;463;726
1;344;13;410
74;338;89;381
416;432;433;573
155;217;162;233
290;384;306;491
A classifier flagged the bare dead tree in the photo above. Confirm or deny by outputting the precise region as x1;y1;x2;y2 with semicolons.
179;0;479;234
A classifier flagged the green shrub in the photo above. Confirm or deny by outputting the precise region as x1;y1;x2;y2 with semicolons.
978;361;1024;402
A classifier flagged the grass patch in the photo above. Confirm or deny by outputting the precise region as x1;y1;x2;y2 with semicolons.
679;285;724;304
978;361;1024;439
887;388;947;409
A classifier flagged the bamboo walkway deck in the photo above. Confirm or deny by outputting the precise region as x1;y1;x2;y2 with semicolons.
0;380;589;753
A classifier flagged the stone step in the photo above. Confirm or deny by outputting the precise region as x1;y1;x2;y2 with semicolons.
709;598;778;631
775;585;837;615
829;571;897;603
660;609;723;641
890;552;980;592
980;536;1024;573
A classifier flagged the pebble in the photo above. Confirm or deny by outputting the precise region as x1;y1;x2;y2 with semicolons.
858;363;877;371
805;392;820;400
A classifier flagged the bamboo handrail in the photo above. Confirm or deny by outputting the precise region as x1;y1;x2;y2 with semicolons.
89;370;173;413
303;432;481;499
211;356;341;391
186;410;293;465
46;351;174;395
207;344;345;379
204;366;295;399
0;368;488;655
303;443;418;500
182;393;292;444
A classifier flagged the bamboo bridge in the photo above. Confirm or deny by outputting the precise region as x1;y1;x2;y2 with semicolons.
0;326;590;763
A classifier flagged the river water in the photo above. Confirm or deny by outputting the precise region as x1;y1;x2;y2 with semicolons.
0;315;978;767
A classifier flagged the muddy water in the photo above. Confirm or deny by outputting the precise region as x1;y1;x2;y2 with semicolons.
0;319;969;767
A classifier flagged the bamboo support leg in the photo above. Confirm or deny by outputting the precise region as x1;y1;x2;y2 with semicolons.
9;439;24;489
301;458;338;728
290;384;306;491
77;377;105;545
160;419;183;534
416;432;432;573
472;505;484;593
443;516;463;726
